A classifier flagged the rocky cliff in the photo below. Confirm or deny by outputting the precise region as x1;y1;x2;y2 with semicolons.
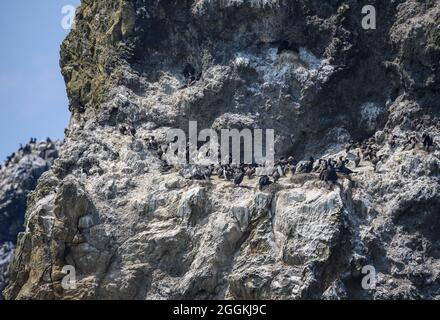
4;0;440;300
0;140;60;298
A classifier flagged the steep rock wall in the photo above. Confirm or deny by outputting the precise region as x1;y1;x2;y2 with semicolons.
4;0;440;300
0;140;60;298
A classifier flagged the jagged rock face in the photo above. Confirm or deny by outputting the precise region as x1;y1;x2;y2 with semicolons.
4;0;440;300
0;242;14;299
0;140;61;298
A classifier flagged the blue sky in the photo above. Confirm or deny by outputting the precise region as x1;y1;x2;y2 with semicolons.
0;0;80;161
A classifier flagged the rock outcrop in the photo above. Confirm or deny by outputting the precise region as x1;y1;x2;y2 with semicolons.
4;0;440;299
0;242;14;299
0;140;61;299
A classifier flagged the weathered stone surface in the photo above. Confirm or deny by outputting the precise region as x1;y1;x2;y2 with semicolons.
0;140;60;299
0;242;14;299
3;0;440;300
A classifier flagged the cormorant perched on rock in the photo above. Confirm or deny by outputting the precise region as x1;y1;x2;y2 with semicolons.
336;156;345;169
5;153;16;168
388;135;398;148
217;167;224;179
119;125;128;135
188;166;207;181
313;159;324;172
287;156;296;166
234;172;245;187
157;149;164;160
221;165;233;180
319;160;328;181
354;152;361;168
326;159;338;183
422;133;434;152
203;165;214;181
403;135;417;150
183;63;195;78
345;140;355;153
362;146;375;160
225;168;234;181
245;166;256;179
275;163;285;176
182;63;197;86
212;165;220;176
280;157;288;166
288;164;296;175
272;170;281;183
129;124;137;137
258;175;272;190
23;144;32;155
304;157;314;173
147;136;159;150
337;159;355;175
372;155;384;172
